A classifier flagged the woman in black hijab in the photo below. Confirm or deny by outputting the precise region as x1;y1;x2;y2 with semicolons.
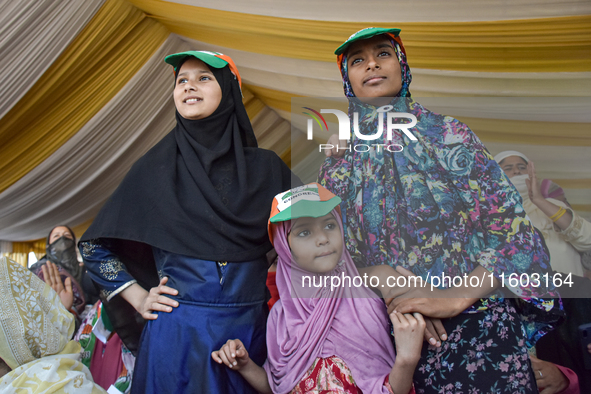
30;225;89;321
79;51;298;394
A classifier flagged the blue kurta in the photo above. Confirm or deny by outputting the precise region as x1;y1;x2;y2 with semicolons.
81;241;268;394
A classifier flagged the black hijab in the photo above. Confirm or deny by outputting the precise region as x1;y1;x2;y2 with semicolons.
81;60;297;279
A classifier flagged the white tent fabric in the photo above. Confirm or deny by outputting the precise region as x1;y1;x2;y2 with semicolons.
0;0;105;118
0;35;186;240
185;38;591;98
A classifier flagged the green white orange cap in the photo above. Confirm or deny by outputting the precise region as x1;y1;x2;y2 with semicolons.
268;183;341;243
334;27;401;55
270;182;341;223
164;50;242;87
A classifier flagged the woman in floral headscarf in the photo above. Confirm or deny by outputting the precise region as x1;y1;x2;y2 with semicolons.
319;27;562;393
0;256;105;393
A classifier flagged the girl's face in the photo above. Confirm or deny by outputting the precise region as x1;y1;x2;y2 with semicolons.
288;213;343;274
48;226;73;245
346;35;402;104
173;57;222;120
500;156;528;178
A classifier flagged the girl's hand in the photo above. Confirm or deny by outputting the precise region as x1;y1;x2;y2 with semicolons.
139;277;179;320
383;266;448;345
390;311;425;365
211;339;250;370
42;261;74;310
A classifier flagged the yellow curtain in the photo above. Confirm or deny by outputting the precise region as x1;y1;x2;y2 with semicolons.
242;86;266;120
0;0;169;194
1;253;28;267
554;179;591;189
453;116;591;147
128;0;591;72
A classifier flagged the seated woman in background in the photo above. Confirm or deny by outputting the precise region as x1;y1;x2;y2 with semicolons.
494;151;591;277
495;151;591;393
29;225;98;323
0;256;106;393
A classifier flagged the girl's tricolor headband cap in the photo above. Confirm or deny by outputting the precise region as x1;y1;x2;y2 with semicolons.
164;50;242;87
270;183;341;223
335;27;401;55
268;183;341;243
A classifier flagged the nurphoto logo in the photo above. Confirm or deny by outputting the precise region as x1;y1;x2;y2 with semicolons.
303;104;418;153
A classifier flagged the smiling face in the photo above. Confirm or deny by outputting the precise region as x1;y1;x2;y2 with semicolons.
48;226;74;245
500;156;528;178
346;35;402;105
173;57;222;120
287;213;343;274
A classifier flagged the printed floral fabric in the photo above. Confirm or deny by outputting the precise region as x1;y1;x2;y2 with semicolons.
413;299;537;394
319;36;562;347
318;97;557;302
0;256;105;394
292;356;402;394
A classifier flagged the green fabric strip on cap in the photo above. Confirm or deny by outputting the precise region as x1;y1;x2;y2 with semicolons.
270;196;341;223
335;27;401;55
164;51;228;72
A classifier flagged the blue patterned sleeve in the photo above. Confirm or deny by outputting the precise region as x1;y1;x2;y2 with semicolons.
79;239;137;301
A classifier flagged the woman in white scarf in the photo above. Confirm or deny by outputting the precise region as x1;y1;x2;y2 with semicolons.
494;151;590;277
494;151;591;394
0;256;105;394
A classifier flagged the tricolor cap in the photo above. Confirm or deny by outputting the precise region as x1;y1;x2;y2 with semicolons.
268;183;341;244
164;50;242;88
334;27;401;55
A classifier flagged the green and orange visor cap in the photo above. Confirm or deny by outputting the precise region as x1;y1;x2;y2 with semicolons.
334;27;406;71
164;50;242;88
268;183;342;245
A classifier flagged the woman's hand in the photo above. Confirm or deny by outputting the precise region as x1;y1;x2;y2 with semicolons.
529;355;568;394
386;266;469;319
211;339;251;370
388;288;467;319
42;261;74;311
138;277;179;320
324;134;348;158
423;317;447;347
525;161;544;204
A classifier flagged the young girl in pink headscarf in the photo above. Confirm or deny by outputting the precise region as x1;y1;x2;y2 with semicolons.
212;183;423;394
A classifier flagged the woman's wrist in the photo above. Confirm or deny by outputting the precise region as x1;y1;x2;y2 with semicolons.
436;287;479;314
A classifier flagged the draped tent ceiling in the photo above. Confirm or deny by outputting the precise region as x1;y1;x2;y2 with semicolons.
1;0;590;260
